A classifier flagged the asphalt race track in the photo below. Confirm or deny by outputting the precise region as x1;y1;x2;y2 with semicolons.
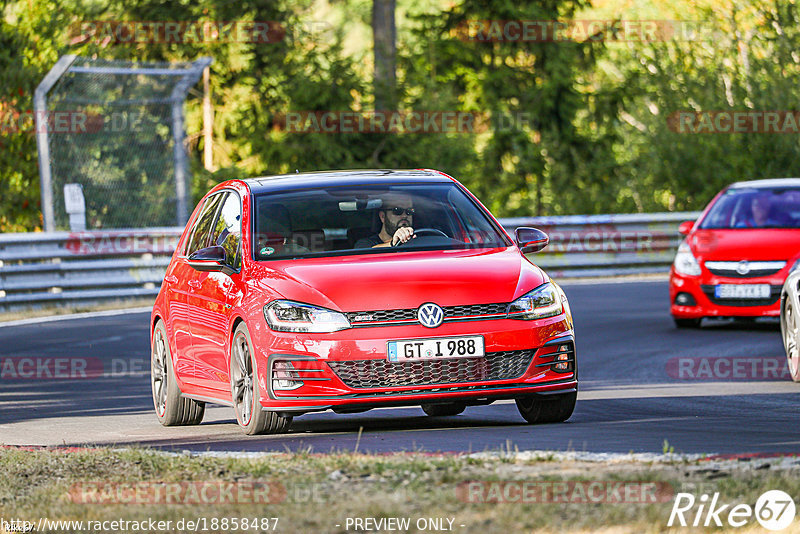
1;280;797;455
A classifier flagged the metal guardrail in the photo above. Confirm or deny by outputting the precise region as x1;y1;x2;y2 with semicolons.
503;211;701;278
0;229;181;311
0;212;701;310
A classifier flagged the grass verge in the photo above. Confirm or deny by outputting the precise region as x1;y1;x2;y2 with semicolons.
1;448;798;533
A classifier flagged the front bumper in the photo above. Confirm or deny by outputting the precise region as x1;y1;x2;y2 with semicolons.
252;315;576;415
670;268;785;318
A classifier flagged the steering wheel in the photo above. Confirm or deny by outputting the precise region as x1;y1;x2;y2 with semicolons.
413;228;448;238
394;227;449;247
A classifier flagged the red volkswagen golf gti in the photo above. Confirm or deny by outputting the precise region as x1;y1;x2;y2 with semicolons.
150;169;576;434
670;178;800;327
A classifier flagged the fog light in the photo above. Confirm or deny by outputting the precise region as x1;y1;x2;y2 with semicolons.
674;292;697;306
554;353;570;371
272;361;303;391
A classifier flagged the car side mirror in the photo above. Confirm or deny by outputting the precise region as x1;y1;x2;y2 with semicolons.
515;227;549;254
188;245;234;275
678;221;695;236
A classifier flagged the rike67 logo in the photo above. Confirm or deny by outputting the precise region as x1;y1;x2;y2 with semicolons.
668;490;796;530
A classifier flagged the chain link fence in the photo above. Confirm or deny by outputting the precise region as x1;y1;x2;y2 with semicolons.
35;56;212;231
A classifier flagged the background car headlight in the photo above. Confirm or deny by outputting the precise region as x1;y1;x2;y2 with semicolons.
264;300;351;333
673;242;702;276
508;282;564;319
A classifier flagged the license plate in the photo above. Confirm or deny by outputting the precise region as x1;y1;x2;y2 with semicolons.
387;336;485;362
714;284;771;299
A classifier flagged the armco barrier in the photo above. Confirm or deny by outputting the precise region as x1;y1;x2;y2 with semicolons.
503;211;701;278
0;212;700;311
0;228;181;311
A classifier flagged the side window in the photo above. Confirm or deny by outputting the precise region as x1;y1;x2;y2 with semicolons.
209;193;242;270
184;193;225;257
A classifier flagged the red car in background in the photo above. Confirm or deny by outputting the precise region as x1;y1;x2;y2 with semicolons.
670;178;800;327
150;170;577;434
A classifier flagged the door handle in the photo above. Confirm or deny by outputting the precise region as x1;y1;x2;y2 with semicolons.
164;275;178;284
188;279;202;289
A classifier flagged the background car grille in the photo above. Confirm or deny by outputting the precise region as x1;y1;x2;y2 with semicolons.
700;284;782;307
346;302;509;325
327;350;534;389
705;261;785;278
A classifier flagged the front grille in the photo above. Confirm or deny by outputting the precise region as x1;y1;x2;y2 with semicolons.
705;261;786;278
443;302;508;316
700;285;782;307
346;309;417;323
346;302;509;325
327;350;535;389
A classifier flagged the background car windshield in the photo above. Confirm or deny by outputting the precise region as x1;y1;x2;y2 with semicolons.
253;183;509;260
699;187;800;229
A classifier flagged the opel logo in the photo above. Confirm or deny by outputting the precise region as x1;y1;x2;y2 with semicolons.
736;260;751;275
417;303;444;328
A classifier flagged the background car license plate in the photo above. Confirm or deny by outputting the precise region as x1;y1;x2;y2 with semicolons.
714;284;771;299
387;336;485;362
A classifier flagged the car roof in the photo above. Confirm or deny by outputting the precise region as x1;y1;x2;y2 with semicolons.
242;169;453;194
729;178;800;189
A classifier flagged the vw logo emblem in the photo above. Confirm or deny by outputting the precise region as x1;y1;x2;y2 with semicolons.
736;260;751;275
417;303;444;328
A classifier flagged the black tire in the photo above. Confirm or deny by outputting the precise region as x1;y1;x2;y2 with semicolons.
674;317;702;328
421;402;467;417
515;391;576;424
151;320;205;426
230;323;292;435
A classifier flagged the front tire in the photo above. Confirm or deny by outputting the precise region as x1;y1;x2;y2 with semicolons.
421;402;466;417
230;323;292;435
151;320;205;426
781;297;800;382
515;391;576;424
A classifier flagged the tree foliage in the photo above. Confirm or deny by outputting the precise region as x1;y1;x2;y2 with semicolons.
4;0;800;231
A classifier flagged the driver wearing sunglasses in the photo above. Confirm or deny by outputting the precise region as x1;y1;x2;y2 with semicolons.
354;194;416;248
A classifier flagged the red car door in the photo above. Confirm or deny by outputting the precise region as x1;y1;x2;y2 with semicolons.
188;191;243;393
177;192;226;386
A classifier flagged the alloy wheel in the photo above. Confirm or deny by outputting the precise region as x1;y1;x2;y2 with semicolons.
151;326;168;417
231;331;254;425
783;298;800;379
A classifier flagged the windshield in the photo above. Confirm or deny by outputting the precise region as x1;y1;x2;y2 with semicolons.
699;187;800;229
252;183;510;260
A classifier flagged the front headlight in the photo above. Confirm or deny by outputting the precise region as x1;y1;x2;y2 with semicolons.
264;300;351;333
508;282;564;320
673;242;702;276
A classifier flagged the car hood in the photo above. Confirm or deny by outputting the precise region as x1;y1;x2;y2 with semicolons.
249;247;546;311
690;228;800;262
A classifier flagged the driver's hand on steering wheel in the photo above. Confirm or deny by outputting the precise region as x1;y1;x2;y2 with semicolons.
391;226;415;246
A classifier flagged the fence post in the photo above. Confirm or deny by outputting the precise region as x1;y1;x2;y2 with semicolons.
34;55;77;232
